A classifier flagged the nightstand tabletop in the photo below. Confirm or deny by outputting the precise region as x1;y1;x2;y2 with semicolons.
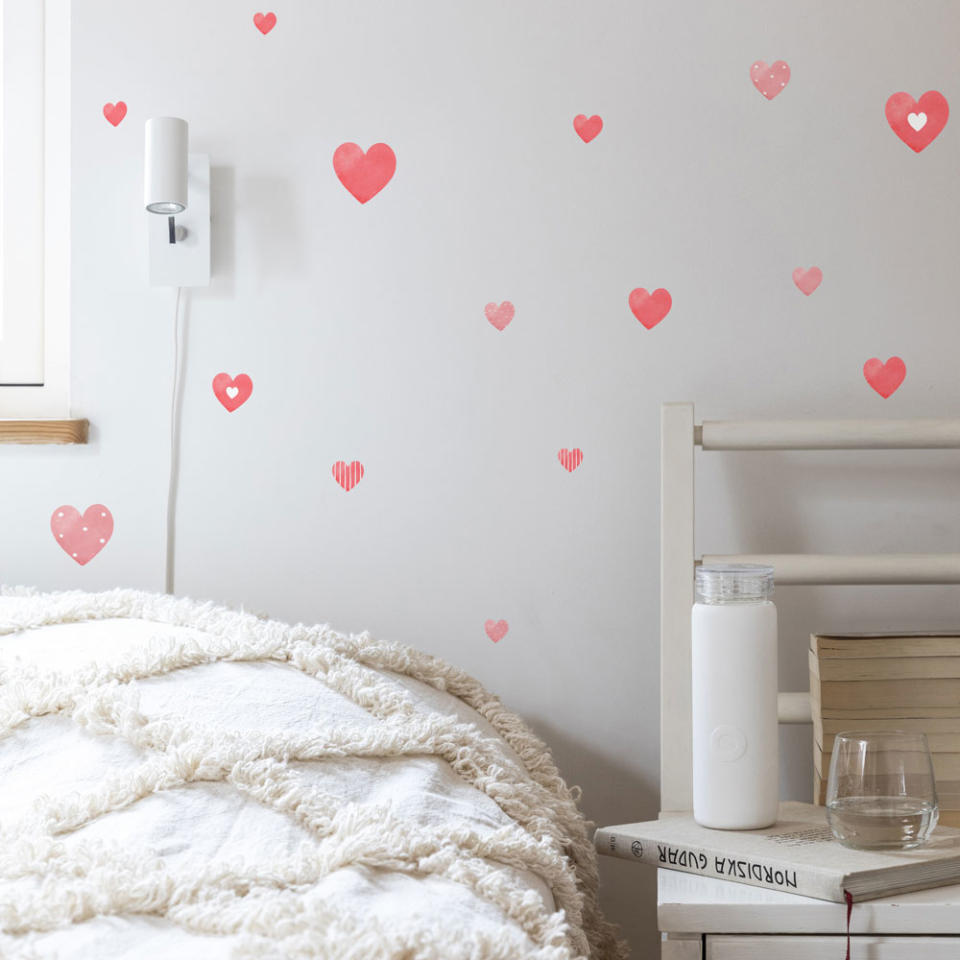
659;869;960;935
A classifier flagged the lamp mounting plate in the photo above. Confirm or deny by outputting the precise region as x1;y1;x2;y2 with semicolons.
148;153;210;287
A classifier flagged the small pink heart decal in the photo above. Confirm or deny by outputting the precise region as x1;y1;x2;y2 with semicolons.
103;102;127;126
863;357;906;398
253;12;277;34
333;461;365;491
792;266;822;296
558;448;584;472
573;114;603;143
629;288;672;329
485;301;514;331
333;143;396;204
885;91;949;152
750;60;790;100
212;373;253;412
485;619;509;643
51;505;114;565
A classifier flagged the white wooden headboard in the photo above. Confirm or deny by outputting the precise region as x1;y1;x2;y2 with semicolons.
659;402;960;813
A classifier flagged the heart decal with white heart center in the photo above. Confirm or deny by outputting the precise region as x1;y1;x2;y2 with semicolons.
212;373;253;412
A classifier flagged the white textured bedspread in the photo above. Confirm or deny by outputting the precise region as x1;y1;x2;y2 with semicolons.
0;589;624;960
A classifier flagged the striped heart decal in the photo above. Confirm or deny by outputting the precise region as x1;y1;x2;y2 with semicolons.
332;461;365;491
558;448;584;472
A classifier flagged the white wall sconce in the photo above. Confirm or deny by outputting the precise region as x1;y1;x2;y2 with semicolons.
144;117;210;286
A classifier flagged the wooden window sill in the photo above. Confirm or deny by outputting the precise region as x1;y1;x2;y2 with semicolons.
0;419;88;444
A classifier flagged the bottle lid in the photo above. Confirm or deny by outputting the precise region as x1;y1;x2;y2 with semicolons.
695;563;774;604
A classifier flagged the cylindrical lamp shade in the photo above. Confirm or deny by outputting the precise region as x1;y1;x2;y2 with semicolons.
144;117;188;214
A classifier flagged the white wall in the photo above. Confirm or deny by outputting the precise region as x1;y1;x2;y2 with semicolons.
2;1;960;953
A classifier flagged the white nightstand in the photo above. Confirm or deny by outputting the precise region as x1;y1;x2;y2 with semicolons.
660;870;960;958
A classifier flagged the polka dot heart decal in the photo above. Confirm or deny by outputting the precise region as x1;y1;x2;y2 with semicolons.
212;373;253;412
573;114;603;143
485;619;509;643
485;301;514;331
558;448;584;472
253;11;277;34
885;91;949;152
863;356;906;398
793;266;822;296
332;461;365;491
750;60;790;100
629;287;672;329
51;505;114;565
333;143;396;204
102;102;127;126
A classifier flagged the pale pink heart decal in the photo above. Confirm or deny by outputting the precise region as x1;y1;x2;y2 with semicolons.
253;11;277;34
792;266;822;296
51;505;114;566
103;102;127;126
863;357;906;398
750;60;790;100
573;114;603;143
558;448;584;472
485;619;509;643
885;91;949;152
628;288;672;329
485;301;514;331
333;461;365;491
212;373;253;412
333;143;396;203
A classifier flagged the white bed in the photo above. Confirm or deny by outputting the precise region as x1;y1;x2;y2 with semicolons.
0;588;625;959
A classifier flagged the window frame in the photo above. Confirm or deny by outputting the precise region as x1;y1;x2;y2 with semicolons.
0;0;70;418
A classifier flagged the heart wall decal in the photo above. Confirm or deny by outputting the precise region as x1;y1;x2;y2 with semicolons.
51;505;114;565
253;12;277;34
212;373;253;412
792;267;822;295
863;357;906;398
333;461;365;491
573;114;603;142
333;143;396;203
628;288;672;329
485;619;509;643
485;301;514;331
103;102;127;126
885;91;949;152
750;60;790;100
558;448;584;472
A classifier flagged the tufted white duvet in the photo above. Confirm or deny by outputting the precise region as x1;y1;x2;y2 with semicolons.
0;589;625;960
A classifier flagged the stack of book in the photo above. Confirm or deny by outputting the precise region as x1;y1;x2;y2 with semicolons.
810;630;960;828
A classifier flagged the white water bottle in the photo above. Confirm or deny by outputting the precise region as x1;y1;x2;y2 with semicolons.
692;563;779;829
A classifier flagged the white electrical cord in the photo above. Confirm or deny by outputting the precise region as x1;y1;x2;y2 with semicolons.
164;287;183;594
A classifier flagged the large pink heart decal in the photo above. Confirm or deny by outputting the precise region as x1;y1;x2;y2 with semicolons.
103;102;127;126
485;619;509;643
333;143;396;203
629;288;672;329
253;12;277;34
792;266;822;296
558;448;584;472
574;114;603;143
485;301;514;331
750;60;790;100
333;461;365;491
51;505;114;565
885;91;949;152
863;357;906;398
212;373;253;412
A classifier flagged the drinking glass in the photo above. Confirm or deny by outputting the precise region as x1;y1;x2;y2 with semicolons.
826;731;938;850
